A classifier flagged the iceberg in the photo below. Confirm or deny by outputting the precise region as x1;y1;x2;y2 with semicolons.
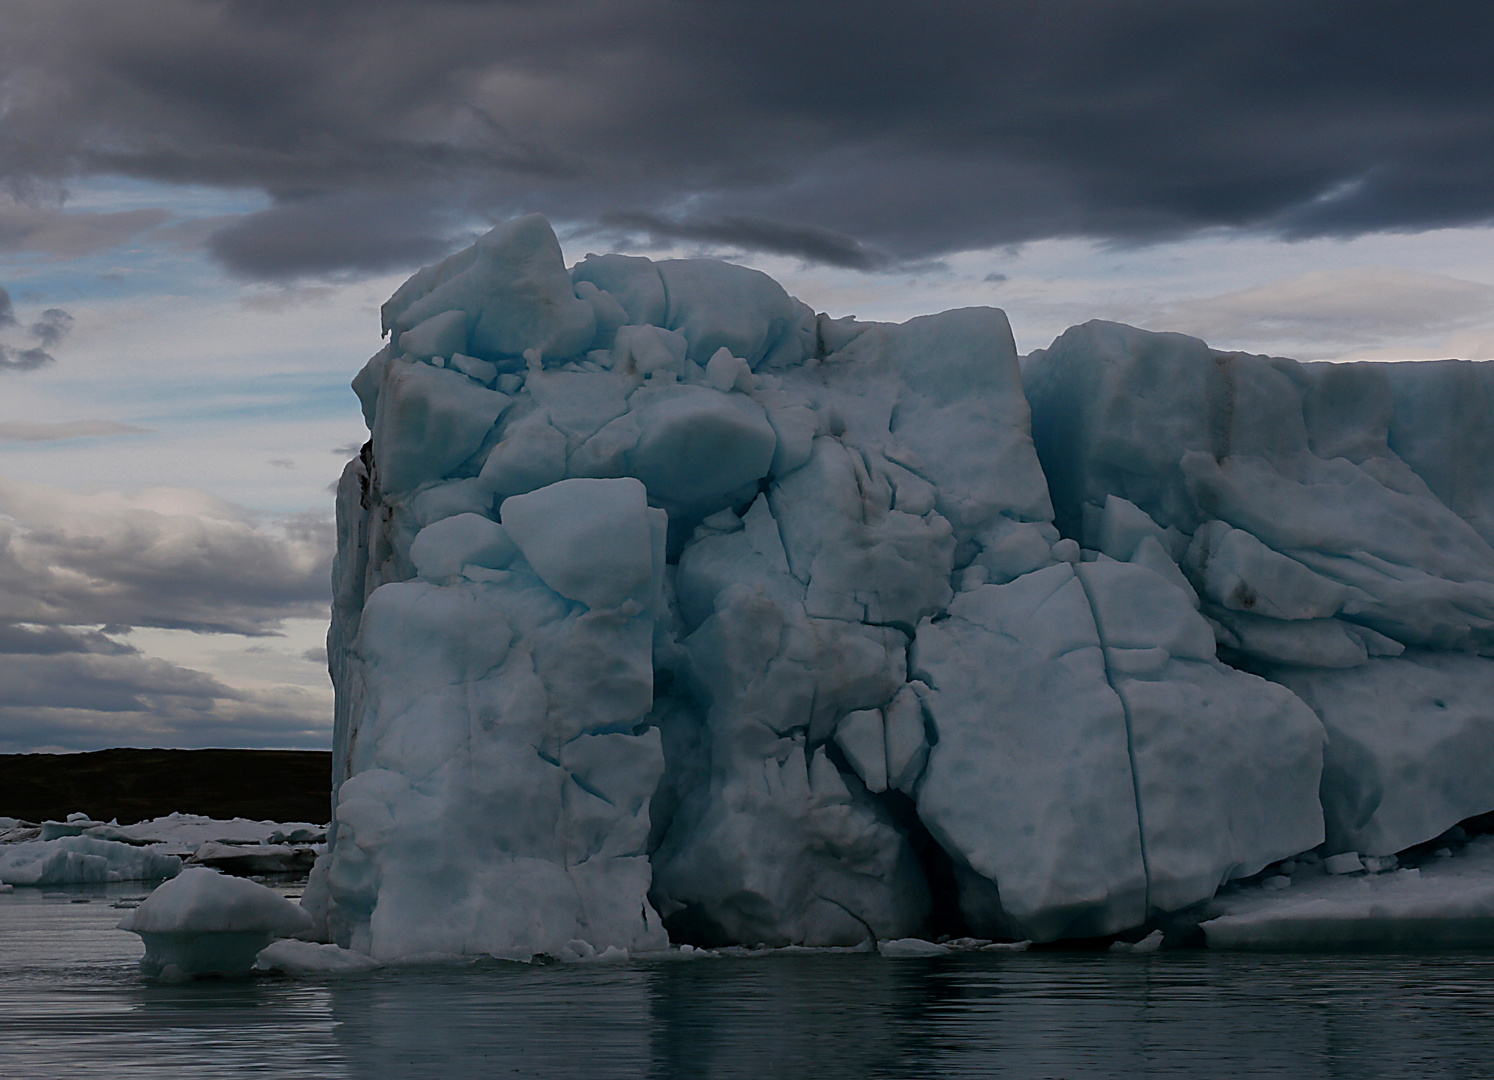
118;867;314;978
0;834;182;886
321;215;1494;958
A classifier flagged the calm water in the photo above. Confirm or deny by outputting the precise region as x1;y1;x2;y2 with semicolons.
4;885;1494;1079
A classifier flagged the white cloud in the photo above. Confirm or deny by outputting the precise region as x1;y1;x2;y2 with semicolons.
1145;267;1494;356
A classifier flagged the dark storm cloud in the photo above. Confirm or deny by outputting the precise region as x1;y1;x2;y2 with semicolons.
1;1;1492;275
597;212;891;271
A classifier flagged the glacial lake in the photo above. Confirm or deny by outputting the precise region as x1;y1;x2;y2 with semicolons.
5;883;1494;1079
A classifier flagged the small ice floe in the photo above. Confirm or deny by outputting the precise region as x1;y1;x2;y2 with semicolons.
117;867;313;980
877;938;951;957
1324;852;1364;875
1108;929;1164;954
254;939;379;976
557;940;631;964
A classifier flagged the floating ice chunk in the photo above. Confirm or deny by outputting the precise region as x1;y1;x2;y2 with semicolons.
398;309;467;362
385;215;597;362
410;513;517;580
189;842;317;876
0;835;182;886
1324;852;1364;875
119;868;313;978
1108;929;1164;953
500;478;656;610
254;938;380;975
371;359;510;494
877;937;951;957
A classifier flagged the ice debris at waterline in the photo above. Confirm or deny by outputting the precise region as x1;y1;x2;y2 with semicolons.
318;213;1494;959
0;813;327;886
118;868;314;979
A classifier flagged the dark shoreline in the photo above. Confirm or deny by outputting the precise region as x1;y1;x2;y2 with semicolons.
0;748;332;825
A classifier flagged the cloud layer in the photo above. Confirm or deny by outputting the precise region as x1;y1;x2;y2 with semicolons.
1;1;1491;277
0;475;333;751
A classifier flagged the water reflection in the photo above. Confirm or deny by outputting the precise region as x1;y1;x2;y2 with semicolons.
322;952;1494;1079
5;892;1494;1079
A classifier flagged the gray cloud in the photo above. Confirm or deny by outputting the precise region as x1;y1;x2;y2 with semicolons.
29;308;73;347
595;212;891;270
0;1;1490;277
0;345;54;372
0;287;73;371
0;197;171;257
0;475;335;751
0;419;151;442
0;623;137;656
0;686;332;753
0;475;332;635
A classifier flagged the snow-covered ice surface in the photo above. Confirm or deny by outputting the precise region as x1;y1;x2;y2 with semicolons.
323;215;1494;959
1201;836;1494;950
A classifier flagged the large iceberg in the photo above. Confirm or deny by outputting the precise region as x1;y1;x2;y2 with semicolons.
320;215;1494;957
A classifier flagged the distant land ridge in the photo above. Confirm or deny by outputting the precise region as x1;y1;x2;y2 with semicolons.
0;748;332;825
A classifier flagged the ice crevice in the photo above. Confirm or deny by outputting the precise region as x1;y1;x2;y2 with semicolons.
315;216;1494;959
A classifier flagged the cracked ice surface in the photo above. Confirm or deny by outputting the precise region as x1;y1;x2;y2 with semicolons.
320;216;1494;958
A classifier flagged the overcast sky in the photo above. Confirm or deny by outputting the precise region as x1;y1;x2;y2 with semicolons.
2;0;1493;753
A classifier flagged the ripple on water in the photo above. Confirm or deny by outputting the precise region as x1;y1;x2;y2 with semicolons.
3;886;1494;1079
